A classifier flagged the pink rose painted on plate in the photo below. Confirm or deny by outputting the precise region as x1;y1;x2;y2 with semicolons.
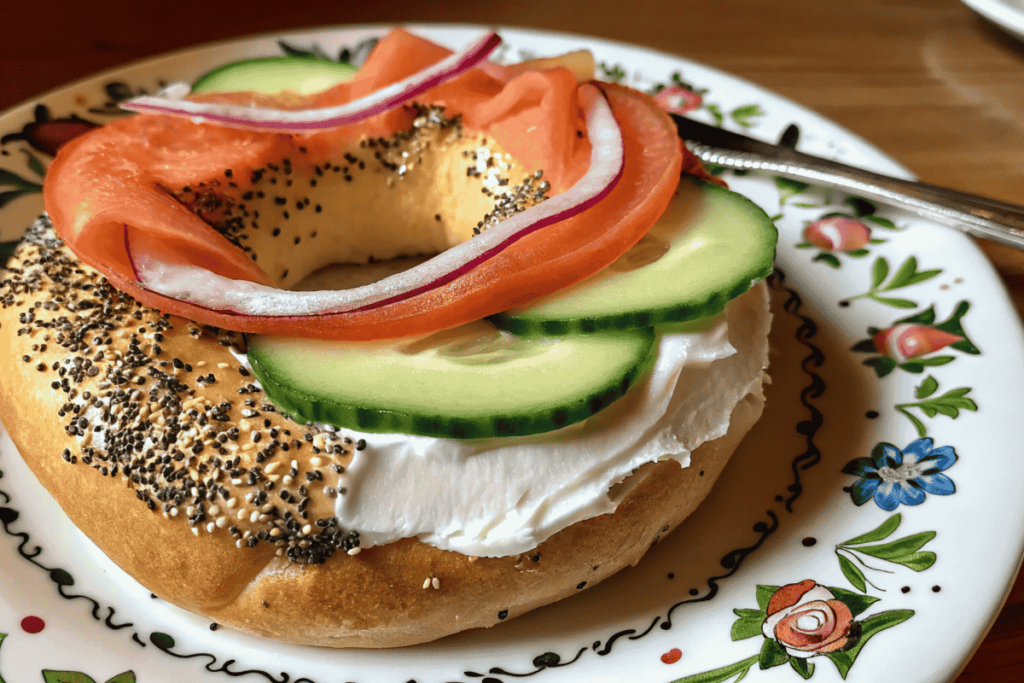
872;324;964;362
802;216;871;252
654;86;702;115
762;580;855;658
672;577;913;681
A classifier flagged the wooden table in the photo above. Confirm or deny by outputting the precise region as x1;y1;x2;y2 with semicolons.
3;0;1023;679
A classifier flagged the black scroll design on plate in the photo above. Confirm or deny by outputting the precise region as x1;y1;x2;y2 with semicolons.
149;632;317;683
0;447;326;681
770;268;826;511
0;476;137;637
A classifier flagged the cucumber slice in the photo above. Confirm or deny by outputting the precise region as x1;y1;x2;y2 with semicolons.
192;57;357;95
490;177;777;335
248;322;655;439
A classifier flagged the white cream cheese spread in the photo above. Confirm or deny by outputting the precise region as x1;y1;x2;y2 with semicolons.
332;283;770;557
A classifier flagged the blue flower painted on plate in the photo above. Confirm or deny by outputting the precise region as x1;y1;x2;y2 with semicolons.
843;438;957;511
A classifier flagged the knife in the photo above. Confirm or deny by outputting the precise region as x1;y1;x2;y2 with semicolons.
671;114;1024;251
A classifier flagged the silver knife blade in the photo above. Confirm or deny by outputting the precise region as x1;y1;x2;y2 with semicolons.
671;114;1024;251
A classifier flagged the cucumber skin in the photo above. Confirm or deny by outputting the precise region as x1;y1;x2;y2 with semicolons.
489;180;777;336
248;329;657;440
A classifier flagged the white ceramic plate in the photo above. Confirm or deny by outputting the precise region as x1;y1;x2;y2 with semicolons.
962;0;1024;41
2;24;1024;683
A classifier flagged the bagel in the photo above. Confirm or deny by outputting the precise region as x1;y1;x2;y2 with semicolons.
0;220;769;646
0;29;773;648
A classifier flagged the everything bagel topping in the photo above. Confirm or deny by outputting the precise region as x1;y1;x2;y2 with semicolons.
158;104;549;291
2;219;361;565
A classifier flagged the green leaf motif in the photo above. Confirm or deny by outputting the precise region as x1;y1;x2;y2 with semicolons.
43;672;98;683
851;256;942;308
843;514;902;546
599;61;627;82
844;196;877;216
885;256;941;291
872;296;917;309
42;668;137;683
855;531;937;562
790;657;814;679
863;214;897;229
731;609;766;641
671;72;700;92
871;257;889;289
847;248;870;257
0;632;5;683
863;356;897;378
838;553;867;592
707;104;725;128
896;551;938;572
775;176;810;205
828;587;880;618
23;149;47;178
930;301;981;355
730;104;763;127
905;355;956;369
813;253;842;268
850;339;877;353
897;407;928;437
826;610;914;679
670;654;760;683
758;638;790;670
916;376;939;399
150;631;175;650
105;673;137;683
756;584;779;611
897;382;977;436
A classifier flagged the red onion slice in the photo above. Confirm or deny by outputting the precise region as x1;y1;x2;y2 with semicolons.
119;31;501;132
128;84;623;318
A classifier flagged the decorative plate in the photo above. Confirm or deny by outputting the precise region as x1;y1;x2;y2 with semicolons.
2;24;1023;683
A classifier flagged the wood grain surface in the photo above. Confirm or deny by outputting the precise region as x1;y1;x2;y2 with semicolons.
3;0;1024;679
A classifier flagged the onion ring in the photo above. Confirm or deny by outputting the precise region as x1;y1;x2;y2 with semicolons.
119;31;501;132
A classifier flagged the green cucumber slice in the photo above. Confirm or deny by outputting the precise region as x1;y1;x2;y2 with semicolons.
248;322;655;439
192;56;357;95
490;177;777;335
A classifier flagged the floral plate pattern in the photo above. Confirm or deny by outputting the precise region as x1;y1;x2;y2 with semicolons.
2;24;1024;683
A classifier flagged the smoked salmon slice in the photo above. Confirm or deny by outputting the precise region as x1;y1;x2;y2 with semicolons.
44;29;691;340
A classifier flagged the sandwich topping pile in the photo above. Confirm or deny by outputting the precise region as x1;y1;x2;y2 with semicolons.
0;27;777;645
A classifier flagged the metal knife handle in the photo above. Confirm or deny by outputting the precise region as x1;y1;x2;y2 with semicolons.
686;142;1024;251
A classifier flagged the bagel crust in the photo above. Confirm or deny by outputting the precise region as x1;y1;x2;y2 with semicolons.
0;218;769;647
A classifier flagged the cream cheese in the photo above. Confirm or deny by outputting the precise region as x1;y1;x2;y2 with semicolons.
332;284;769;556
231;285;769;558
